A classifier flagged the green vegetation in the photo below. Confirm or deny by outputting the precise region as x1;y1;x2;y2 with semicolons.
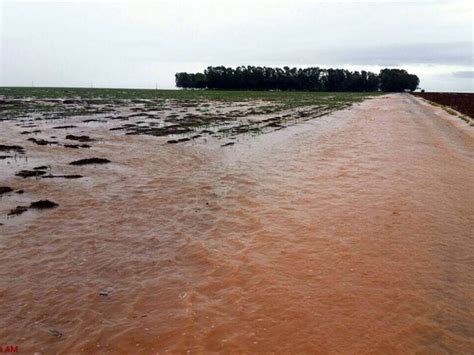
0;88;382;140
0;87;383;124
0;86;381;104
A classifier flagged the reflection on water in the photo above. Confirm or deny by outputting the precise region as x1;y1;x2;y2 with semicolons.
0;95;473;353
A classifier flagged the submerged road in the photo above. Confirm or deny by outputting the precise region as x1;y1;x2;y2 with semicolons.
0;94;473;353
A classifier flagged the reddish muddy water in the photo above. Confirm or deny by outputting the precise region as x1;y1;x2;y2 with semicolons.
0;94;473;353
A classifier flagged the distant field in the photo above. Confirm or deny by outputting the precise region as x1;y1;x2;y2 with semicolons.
414;92;474;120
0;87;381;142
0;87;382;108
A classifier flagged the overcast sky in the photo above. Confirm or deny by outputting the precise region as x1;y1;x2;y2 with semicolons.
1;0;473;91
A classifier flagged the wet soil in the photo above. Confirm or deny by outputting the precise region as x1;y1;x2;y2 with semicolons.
0;94;472;353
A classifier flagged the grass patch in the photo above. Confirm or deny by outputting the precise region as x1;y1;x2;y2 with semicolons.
0;87;382;107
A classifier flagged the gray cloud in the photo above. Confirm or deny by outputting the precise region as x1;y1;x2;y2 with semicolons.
452;70;474;78
1;0;473;91
247;42;473;67
329;42;473;67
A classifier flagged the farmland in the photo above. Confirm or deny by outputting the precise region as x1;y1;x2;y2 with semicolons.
0;88;381;141
414;92;474;122
0;91;473;353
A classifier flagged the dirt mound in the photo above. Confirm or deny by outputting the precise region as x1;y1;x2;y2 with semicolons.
65;135;94;142
0;144;24;154
16;170;47;178
42;174;83;179
30;200;59;209
8;206;28;216
69;158;110;166
167;137;191;144
64;144;91;149
28;138;57;146
0;186;13;195
53;125;77;129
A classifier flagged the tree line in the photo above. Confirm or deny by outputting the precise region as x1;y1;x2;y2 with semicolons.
175;66;419;92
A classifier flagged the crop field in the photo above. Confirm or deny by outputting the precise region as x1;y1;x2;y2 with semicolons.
0;86;380;103
0;87;381;142
414;92;474;122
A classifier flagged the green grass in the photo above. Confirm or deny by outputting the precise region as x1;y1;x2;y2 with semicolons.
0;87;382;108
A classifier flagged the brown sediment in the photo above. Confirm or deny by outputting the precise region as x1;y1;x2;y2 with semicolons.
0;94;473;353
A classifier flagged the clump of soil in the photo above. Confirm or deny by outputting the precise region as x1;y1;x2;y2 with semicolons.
53;125;77;129
63;99;79;104
0;144;25;154
0;186;13;195
7;200;59;216
20;129;42;135
69;158;110;166
28;138;57;146
8;206;28;216
30;200;58;209
42;174;83;179
65;135;94;142
127;125;193;137
167;138;191;144
64;144;91;149
15;170;47;178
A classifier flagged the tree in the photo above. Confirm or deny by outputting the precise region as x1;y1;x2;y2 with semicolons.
379;69;419;92
175;66;419;92
175;72;192;89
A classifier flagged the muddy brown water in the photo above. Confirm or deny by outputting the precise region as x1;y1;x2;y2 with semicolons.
0;94;473;353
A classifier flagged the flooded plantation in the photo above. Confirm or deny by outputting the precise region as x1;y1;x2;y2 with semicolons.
0;91;473;353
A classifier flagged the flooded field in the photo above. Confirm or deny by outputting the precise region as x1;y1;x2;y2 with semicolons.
0;92;473;353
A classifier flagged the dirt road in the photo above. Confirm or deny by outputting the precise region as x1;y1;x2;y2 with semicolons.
1;94;473;353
